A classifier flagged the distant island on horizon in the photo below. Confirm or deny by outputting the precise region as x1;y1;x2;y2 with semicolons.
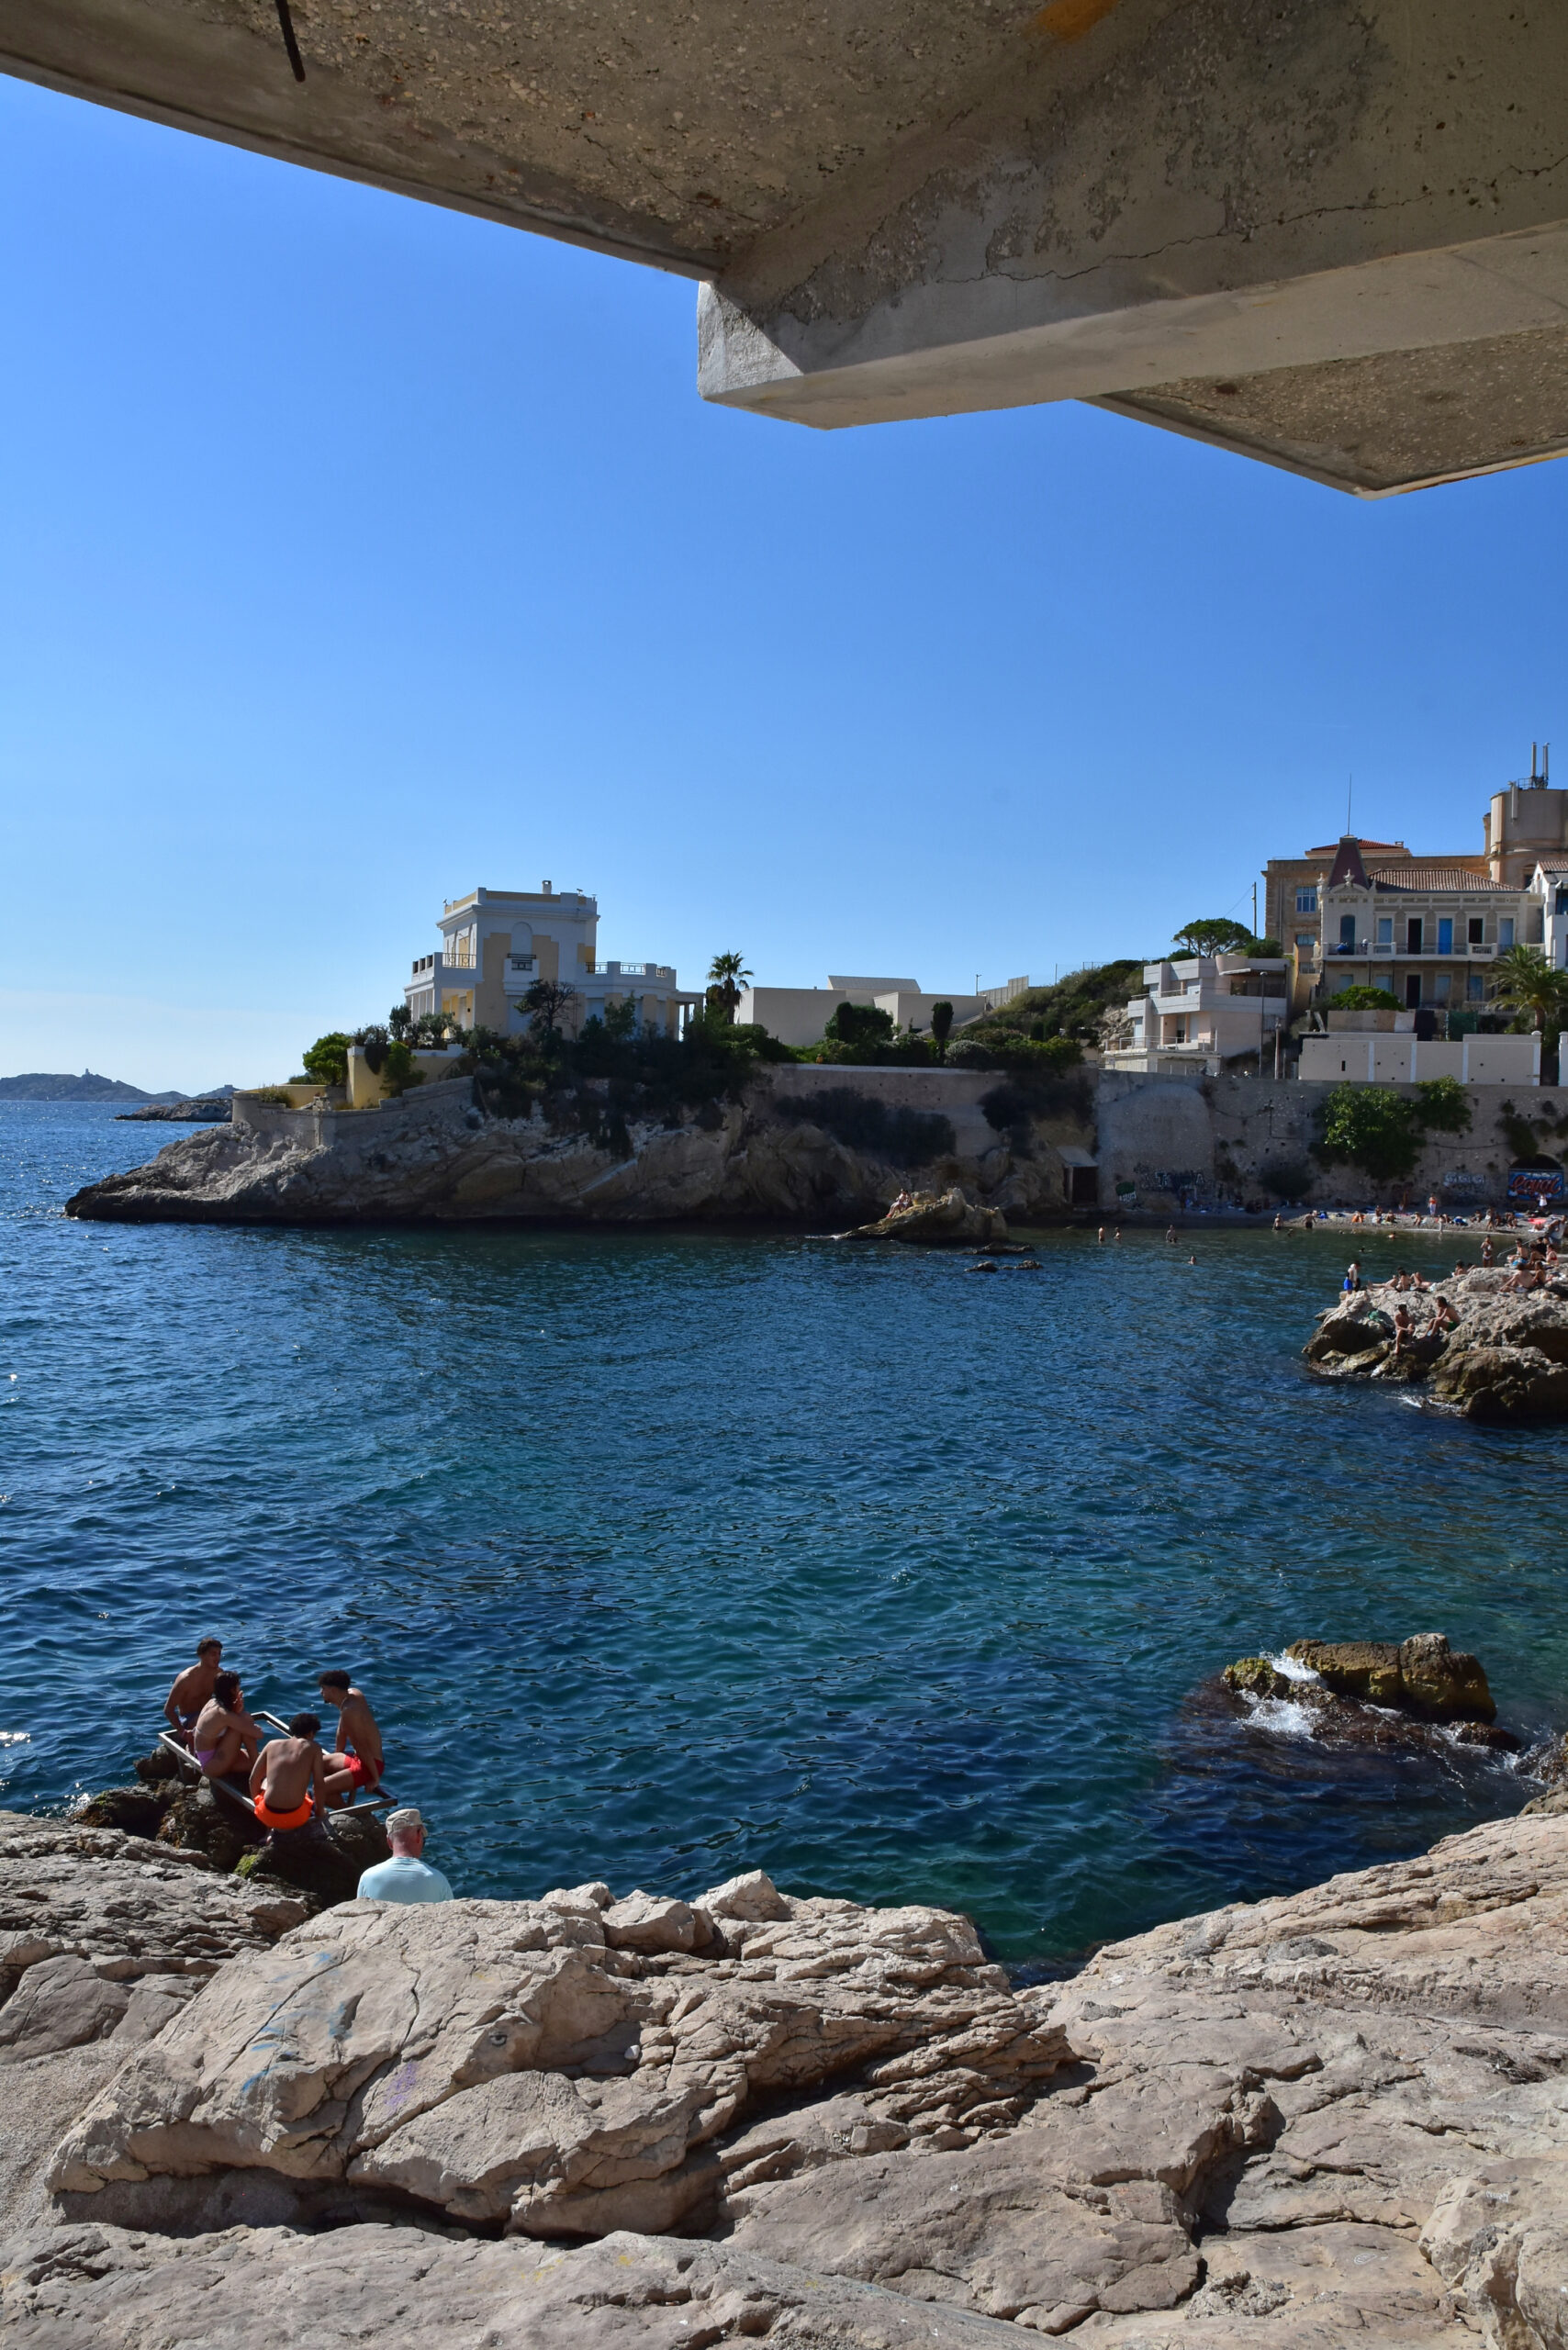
0;1071;237;1104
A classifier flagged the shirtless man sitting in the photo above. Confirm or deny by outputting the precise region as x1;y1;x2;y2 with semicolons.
190;1672;261;1780
164;1638;223;1745
249;1713;330;1836
319;1672;385;1808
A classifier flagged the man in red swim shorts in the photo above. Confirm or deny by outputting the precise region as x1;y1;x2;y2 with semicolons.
319;1672;385;1808
249;1713;330;1835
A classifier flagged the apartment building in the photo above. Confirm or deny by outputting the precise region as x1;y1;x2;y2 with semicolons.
1314;837;1539;1014
1263;748;1565;981
403;884;700;1038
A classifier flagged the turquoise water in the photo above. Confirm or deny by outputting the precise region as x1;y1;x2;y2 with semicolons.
3;1102;1563;1961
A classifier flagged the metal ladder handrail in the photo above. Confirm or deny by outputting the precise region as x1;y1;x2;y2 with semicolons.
156;1718;396;1817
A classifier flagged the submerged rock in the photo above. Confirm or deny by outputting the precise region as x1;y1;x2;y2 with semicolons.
1306;1270;1568;1420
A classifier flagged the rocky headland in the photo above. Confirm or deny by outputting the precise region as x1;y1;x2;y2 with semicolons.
113;1097;230;1124
6;1781;1568;2346
1305;1270;1568;1421
64;1069;1093;1229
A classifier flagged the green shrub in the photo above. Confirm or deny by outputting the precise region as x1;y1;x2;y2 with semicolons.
1414;1076;1473;1135
1319;1084;1423;1181
960;964;1142;1047
824;1002;897;1050
378;1039;426;1099
1325;985;1400;1012
300;1032;353;1087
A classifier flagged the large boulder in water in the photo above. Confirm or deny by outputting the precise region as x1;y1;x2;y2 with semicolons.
846;1186;1009;1247
1285;1633;1495;1722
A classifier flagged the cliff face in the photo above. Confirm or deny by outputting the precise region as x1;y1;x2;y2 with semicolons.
64;1069;1096;1227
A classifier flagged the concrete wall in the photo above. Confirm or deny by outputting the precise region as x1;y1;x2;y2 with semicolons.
1299;1035;1540;1085
1095;1071;1568;1213
344;1046;465;1110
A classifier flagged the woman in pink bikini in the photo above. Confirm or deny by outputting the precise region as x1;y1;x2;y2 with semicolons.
189;1672;261;1782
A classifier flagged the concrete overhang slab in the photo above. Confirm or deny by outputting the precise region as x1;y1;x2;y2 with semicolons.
11;0;1568;493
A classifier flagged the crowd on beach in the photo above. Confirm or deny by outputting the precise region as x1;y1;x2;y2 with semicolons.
162;1637;453;1902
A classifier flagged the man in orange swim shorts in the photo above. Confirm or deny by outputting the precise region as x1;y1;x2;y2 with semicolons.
248;1712;330;1835
319;1672;385;1809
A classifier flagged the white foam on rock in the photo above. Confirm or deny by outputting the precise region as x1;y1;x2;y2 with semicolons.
1268;1652;1322;1685
1247;1695;1318;1740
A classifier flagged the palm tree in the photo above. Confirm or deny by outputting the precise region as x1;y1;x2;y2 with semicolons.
1492;944;1568;1049
706;951;752;1024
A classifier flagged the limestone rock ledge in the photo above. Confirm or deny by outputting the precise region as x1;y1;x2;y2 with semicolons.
6;1816;1568;2345
62;1072;1081;1228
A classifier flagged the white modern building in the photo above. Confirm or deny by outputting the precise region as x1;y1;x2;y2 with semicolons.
1105;954;1290;1074
403;884;701;1038
735;975;1029;1049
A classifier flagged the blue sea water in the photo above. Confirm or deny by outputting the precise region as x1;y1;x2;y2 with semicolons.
2;1101;1563;1961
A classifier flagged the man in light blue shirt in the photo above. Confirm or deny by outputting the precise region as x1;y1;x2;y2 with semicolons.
357;1807;454;1903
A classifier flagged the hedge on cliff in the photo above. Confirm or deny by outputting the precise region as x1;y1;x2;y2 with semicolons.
772;1091;955;1165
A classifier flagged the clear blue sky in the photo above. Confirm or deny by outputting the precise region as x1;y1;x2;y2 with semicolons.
4;73;1567;1091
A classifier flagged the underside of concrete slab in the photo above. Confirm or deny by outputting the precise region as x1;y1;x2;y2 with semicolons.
7;0;1568;493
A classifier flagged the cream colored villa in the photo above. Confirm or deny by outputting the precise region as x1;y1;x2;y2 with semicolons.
403;885;701;1038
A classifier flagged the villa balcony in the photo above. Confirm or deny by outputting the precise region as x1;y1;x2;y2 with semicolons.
1324;941;1501;961
410;950;478;977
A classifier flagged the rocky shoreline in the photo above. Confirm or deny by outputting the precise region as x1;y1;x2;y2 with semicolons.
5;1766;1568;2346
1305;1268;1568;1420
64;1069;1092;1229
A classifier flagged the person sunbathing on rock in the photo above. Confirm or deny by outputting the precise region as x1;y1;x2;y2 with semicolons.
249;1712;330;1835
190;1672;261;1780
1391;1303;1413;1358
1388;1267;1411;1291
164;1635;223;1745
318;1671;384;1807
1432;1293;1461;1331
